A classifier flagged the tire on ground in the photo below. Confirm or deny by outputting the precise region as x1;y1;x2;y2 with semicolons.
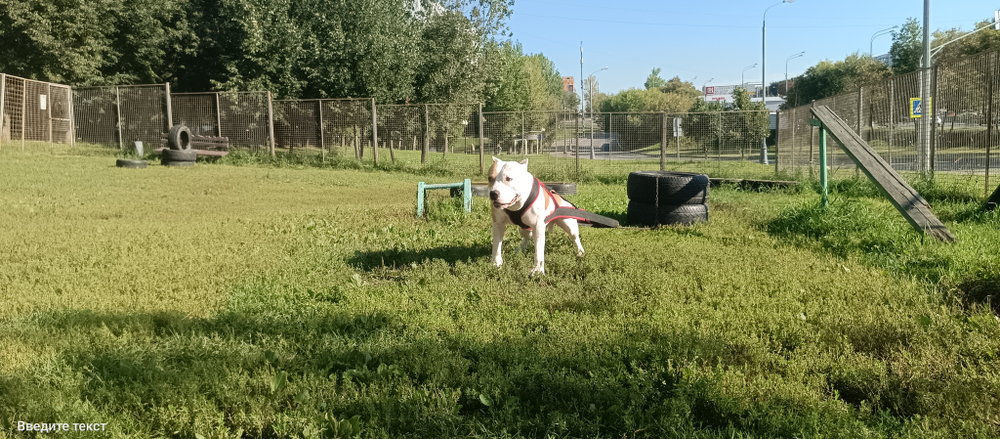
162;149;197;162
627;171;709;205
161;160;196;167
116;159;147;169
167;124;192;150
626;201;708;226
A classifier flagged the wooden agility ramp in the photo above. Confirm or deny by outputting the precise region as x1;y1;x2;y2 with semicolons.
810;105;956;242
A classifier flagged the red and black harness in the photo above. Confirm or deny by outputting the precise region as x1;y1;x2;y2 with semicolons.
505;179;620;229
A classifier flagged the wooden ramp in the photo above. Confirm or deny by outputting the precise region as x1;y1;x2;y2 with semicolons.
810;105;956;242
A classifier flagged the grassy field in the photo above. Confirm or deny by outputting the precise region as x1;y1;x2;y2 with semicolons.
1;146;999;438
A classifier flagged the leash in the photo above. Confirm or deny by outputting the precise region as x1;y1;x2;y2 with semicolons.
505;179;619;229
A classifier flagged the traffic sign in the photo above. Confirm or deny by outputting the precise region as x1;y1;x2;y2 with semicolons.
909;97;932;119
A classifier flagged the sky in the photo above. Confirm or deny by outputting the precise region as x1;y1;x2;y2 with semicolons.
505;0;1000;94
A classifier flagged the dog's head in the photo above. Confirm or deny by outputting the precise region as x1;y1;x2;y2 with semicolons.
488;157;533;210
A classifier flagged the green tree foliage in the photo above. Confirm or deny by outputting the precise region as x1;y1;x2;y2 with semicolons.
644;67;667;90
782;53;890;109
731;86;770;144
600;76;700;114
890;17;922;74
0;0;519;106
0;0;195;85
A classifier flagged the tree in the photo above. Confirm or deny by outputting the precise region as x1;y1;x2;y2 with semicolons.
781;53;890;109
644;67;667;89
890;17;922;74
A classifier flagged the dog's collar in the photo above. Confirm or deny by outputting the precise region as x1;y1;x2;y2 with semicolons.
505;178;541;229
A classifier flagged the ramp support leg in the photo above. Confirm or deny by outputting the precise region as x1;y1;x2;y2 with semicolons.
810;118;828;208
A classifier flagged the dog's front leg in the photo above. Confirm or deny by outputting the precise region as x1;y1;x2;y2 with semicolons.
491;222;506;267
530;219;546;276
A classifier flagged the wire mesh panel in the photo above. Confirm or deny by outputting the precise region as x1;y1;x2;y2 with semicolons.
0;75;73;149
427;103;479;156
119;85;168;147
171;93;220;137
326;99;373;158
218;92;271;152
377;104;424;162
933;52;999;179
73;87;118;147
273;99;321;152
2;75;25;148
23;80;51;142
73;85;168;148
50;85;73;144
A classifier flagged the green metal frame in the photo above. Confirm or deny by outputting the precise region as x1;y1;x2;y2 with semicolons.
417;178;472;217
809;118;829;208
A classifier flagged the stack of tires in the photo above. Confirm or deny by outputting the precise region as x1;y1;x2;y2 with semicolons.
162;125;196;167
626;171;709;226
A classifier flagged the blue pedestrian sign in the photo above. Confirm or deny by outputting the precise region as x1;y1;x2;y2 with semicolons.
909;97;932;119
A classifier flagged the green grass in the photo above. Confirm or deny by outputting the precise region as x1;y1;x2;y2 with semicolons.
1;148;999;438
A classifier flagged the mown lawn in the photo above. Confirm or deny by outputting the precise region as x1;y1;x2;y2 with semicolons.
0;147;998;438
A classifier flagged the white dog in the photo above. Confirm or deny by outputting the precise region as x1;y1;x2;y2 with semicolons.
488;157;584;276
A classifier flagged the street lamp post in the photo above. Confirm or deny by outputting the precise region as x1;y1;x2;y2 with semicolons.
870;26;898;57
587;66;608;160
742;64;757;90
763;0;794;101
785;51;804;96
588;66;608;114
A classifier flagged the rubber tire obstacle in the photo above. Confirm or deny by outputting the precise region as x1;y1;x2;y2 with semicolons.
626;171;709;226
627;202;708;226
167;124;192;151
627;171;709;205
161;149;197;167
115;159;147;169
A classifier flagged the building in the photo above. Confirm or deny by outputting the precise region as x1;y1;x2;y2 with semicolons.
562;76;575;93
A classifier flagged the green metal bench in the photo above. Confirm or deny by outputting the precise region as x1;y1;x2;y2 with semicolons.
417;179;472;217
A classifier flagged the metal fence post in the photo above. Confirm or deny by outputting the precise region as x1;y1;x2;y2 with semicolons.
987;53;996;197
0;73;5;150
318;100;325;151
478;103;484;175
47;83;52;143
574;112;580;178
165;83;173;130
520;111;525;155
115;86;123;150
214;93;223;137
660;112;667;171
930;65;939;173
371;98;378;165
422;104;429;164
68;86;76;147
267;91;275;157
20;78;26;150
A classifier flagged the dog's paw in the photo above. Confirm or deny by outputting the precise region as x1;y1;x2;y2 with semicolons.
493;257;503;267
529;266;545;277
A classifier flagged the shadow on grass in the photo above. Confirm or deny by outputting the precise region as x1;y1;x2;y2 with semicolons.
347;244;489;271
0;302;913;438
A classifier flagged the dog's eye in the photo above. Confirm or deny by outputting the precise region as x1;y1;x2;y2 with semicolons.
505;176;512;182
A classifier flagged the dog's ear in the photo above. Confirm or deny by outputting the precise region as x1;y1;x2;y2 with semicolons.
518;158;529;167
492;156;502;164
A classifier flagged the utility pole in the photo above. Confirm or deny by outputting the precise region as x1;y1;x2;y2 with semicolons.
920;0;932;173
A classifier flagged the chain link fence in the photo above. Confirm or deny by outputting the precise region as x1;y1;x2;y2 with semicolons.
778;49;1000;195
74;84;168;150
7;73;781;182
1;74;74;150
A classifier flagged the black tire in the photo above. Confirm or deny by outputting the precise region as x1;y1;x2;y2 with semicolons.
161;149;197;162
161;160;195;167
545;183;577;195
627;171;709;205
115;159;147;169
627;201;708;226
167;124;192;151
